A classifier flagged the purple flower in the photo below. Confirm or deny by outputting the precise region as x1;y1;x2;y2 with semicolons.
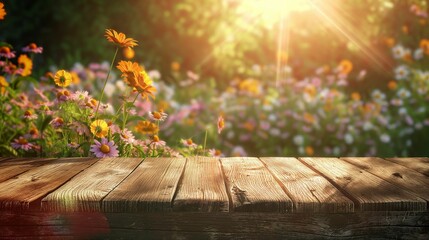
90;138;119;158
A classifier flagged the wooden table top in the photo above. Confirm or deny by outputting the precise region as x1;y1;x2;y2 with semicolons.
0;156;428;213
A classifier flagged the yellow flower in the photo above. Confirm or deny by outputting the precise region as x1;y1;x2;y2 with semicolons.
54;70;72;87
90;120;109;138
105;29;138;48
0;76;8;94
338;60;353;75
0;2;6;20
18;54;32;77
123;47;135;59
135;120;159;135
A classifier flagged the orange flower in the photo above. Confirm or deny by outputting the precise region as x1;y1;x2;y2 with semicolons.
105;29;138;48
0;2;6;20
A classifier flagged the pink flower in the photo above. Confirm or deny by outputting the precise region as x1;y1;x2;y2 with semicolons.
11;137;34;151
90;138;119;158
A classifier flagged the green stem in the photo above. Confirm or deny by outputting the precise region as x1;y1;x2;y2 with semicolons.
95;47;119;119
123;93;139;129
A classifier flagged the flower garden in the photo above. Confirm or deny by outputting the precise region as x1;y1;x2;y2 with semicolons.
1;0;429;158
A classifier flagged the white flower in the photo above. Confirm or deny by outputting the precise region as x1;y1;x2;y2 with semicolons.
293;135;304;146
380;134;390;143
394;65;410;80
392;45;405;59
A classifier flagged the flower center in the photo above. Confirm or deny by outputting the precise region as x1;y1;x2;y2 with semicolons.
18;138;28;145
100;144;110;153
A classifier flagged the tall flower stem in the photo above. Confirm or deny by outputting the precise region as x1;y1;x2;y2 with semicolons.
95;47;119;118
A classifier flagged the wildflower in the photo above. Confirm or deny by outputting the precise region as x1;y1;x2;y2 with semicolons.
181;138;197;148
209;149;223;157
123;47;135;59
337;59;353;75
90;120;109;138
50;117;64;128
0;2;5;20
217;115;225;134
23;110;37;120
120;128;135;144
148;111;168;122
11;137;34;151
135;120;159;135
22;43;43;54
0;76;8;94
392;45;405;59
150;135;166;148
0;46;15;59
105;29;138;48
90;138;119;158
305;146;314;156
387;81;398;90
394;65;409;80
54;70;72;87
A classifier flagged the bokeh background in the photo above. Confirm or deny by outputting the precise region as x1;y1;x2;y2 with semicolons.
1;0;429;157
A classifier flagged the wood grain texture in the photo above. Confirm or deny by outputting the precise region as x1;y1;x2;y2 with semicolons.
103;157;186;212
342;157;429;202
0;158;57;183
0;157;98;210
300;157;426;212
220;157;292;212
173;156;229;212
41;157;142;212
385;157;429;177
260;157;354;213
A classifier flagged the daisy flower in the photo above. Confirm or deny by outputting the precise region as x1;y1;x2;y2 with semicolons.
148;111;168;122
105;29;138;48
120;128;135;144
90;138;119;158
90;120;109;138
50;117;65;128
54;70;72;87
0;46;15;59
11;137;34;151
17;55;32;77
209;149;224;157
150;135;166;148
217;115;225;134
23;110;37;120
22;43;43;54
181;138;197;148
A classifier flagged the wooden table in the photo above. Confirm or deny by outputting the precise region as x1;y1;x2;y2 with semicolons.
0;156;428;239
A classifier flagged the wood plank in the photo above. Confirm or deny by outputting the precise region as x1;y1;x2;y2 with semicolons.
0;158;57;183
103;157;186;212
385;157;429;176
342;157;429;203
41;157;142;212
260;157;354;213
173;156;229;212
0;157;98;210
300;157;426;211
220;157;292;212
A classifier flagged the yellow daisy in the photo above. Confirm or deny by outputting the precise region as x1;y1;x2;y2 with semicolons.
18;55;33;77
54;70;72;87
105;29;138;48
90;120;109;138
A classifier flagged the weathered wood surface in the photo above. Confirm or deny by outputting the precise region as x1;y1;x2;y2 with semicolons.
385;157;429;176
172;156;229;212
41;157;142;212
260;157;354;213
221;157;293;212
103;157;186;212
0;157;98;210
300;157;426;211
342;157;429;202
